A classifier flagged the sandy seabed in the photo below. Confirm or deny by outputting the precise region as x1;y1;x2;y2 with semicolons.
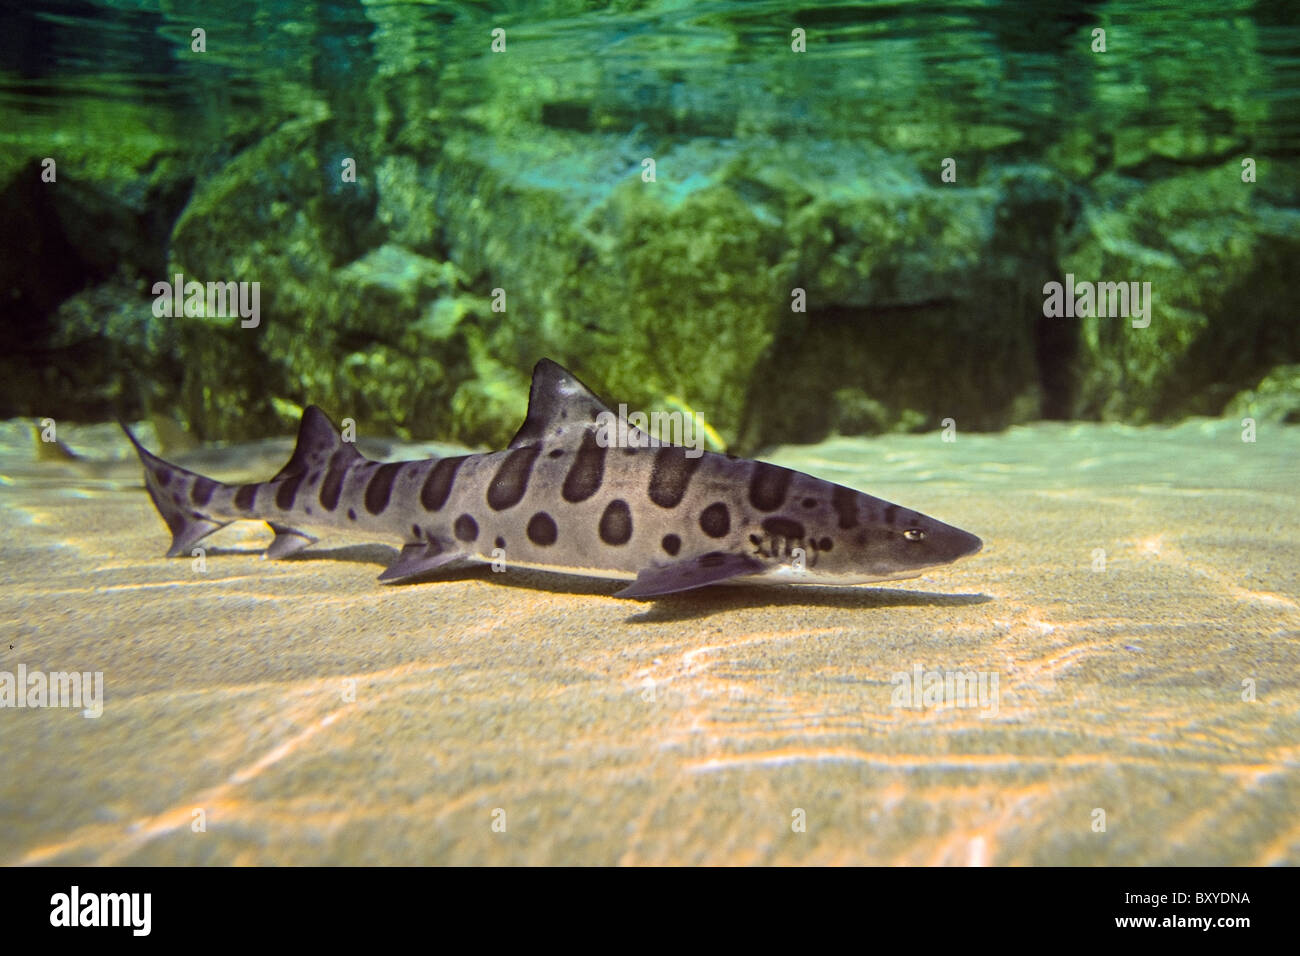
1;417;1297;865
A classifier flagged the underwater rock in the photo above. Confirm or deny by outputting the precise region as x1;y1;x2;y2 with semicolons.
433;130;1062;450
1226;364;1300;425
0;107;193;420
434;128;785;449
2;279;171;422
164;117;512;447
1064;162;1300;422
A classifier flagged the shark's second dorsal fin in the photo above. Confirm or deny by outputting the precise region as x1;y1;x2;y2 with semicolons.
508;359;615;448
273;406;362;480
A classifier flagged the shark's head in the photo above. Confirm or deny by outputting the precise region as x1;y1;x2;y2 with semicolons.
745;476;983;586
846;502;984;580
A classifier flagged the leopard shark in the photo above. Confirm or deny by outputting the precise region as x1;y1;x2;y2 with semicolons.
121;359;982;599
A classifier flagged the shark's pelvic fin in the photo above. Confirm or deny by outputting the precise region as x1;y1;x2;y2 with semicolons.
265;523;318;559
615;552;766;599
377;540;469;584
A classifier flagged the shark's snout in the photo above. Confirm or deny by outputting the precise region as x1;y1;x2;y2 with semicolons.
919;520;983;566
956;529;983;558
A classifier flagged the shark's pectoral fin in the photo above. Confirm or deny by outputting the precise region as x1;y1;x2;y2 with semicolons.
264;523;318;559
615;552;766;600
377;541;470;584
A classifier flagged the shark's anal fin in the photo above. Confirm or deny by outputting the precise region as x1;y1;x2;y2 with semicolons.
615;552;766;600
264;523;318;559
377;541;469;584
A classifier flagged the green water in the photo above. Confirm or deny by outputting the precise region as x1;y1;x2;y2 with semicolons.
1;0;1297;450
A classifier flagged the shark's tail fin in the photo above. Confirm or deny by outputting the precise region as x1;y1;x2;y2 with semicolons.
119;421;231;558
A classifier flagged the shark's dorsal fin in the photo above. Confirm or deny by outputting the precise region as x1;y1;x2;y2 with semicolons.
509;359;615;448
273;406;362;480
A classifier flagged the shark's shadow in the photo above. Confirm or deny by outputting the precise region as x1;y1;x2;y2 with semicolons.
236;543;992;624
617;584;992;624
203;543;399;566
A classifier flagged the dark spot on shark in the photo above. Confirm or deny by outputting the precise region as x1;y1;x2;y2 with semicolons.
319;451;350;511
488;445;541;511
412;524;422;539
699;502;730;538
364;462;402;515
276;472;305;510
421;455;466;512
562;431;606;503
648;446;702;508
234;484;258;511
155;467;172;487
599;499;633;545
495;536;505;549
308;470;320;484
748;462;792;512
832;485;859;529
819;537;833;551
661;533;681;556
348;508;357;521
527;511;558;546
884;504;899;525
762;516;805;540
548;449;565;459
802;497;817;509
454;514;479;542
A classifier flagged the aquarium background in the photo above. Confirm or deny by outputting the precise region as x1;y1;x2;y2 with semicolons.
3;0;1300;869
2;0;1298;452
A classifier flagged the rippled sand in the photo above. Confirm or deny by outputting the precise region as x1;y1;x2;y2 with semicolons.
1;418;1297;865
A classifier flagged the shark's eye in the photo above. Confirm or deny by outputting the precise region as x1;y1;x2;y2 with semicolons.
903;528;925;542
